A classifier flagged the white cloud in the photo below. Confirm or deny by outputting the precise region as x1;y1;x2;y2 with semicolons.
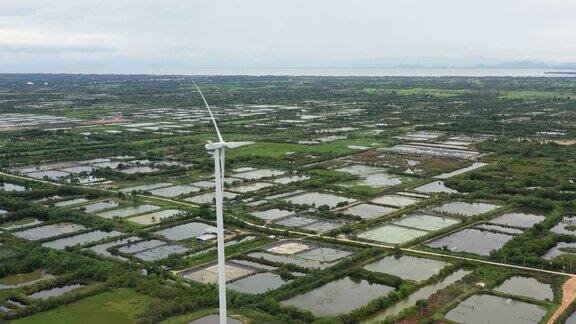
0;0;575;72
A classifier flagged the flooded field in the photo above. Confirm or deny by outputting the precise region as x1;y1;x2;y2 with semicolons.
490;212;546;228
392;213;460;231
154;222;216;240
413;181;459;194
283;191;355;208
97;204;160;219
364;255;449;281
445;294;547;324
342;203;397;219
228;272;290;294
358;224;429;244
371;194;421;208
362;269;470;322
432;201;501;217
282;277;394;316
128;209;184;225
13;223;86;241
495;276;553;301
42;230;122;250
426;228;514;255
28;283;84;300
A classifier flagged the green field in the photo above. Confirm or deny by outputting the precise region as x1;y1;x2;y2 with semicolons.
11;289;149;324
0;270;44;285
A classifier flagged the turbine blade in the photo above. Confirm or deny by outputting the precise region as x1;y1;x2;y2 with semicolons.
224;141;254;148
192;80;224;143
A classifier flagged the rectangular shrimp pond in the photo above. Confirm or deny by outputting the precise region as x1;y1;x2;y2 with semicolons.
282;277;394;316
358;214;460;244
364;255;450;282
445;294;547;324
432;201;501;217
283;192;355;209
426;228;515;255
13;223;86;241
42;230;122;250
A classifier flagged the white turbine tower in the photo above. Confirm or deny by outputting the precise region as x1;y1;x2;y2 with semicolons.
192;81;252;324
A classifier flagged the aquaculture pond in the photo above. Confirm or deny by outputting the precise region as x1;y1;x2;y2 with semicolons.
250;208;294;221
128;209;184;225
54;198;90;207
97;204;160;219
74;200;118;213
282;277;394;316
432;201;500;217
13;223;86;241
426;228;514;256
445;294;547;324
42;230;122;250
28;283;85;300
362;269;470;323
154;222;216;241
247;252;334;270
489;212;545;228
297;247;352;263
149;185;201;198
228;272;290;294
413;181;459;194
283;191;355;208
228;182;274;193
371;194;421;208
542;242;576;260
182;263;255;284
551;216;576;236
343;203;397;219
392;213;460;231
364;255;449;282
434;162;488;179
494;276;553;301
358;224;428;244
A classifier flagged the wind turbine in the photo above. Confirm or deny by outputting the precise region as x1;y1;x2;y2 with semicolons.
192;81;252;324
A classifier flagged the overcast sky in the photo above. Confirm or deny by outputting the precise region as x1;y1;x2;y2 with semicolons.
1;0;575;73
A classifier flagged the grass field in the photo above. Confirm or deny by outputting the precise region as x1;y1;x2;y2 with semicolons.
0;270;44;285
12;289;149;324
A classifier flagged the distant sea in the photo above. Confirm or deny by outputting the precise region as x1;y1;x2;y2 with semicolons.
173;68;576;77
